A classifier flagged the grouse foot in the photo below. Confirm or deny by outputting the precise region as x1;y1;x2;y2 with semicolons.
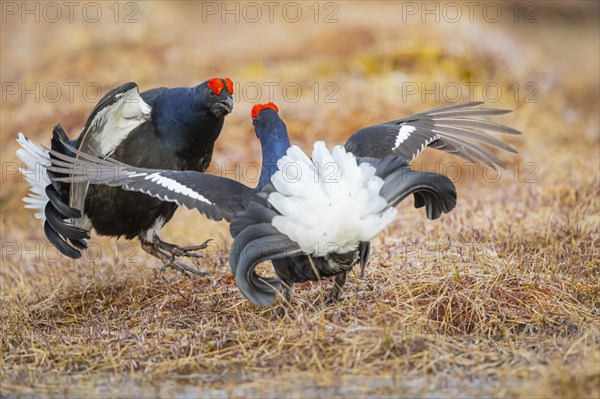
318;272;348;308
272;283;295;319
156;238;211;258
141;238;210;276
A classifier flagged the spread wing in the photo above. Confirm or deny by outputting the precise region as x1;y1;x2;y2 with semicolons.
48;144;254;223
344;102;520;169
228;153;457;307
69;82;152;223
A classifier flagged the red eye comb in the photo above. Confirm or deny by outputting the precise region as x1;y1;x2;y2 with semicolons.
225;77;234;94
251;102;279;119
208;78;224;95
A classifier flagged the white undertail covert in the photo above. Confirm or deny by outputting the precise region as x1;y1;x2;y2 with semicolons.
268;141;397;257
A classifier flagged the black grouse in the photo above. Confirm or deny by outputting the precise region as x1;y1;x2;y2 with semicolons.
17;78;234;274
46;101;520;307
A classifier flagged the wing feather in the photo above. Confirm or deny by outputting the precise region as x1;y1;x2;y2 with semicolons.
345;102;521;167
48;143;253;223
69;82;152;224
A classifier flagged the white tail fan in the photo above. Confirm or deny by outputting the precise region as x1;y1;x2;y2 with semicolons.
16;133;51;220
268;141;397;257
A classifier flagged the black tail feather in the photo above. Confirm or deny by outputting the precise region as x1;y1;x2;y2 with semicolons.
358;156;457;220
230;193;278;238
358;241;370;278
44;221;82;259
229;192;304;306
232;231;303;306
44;203;90;240
382;167;457;219
41;124;88;259
230;222;281;274
49;124;72;193
45;185;80;219
69;238;88;250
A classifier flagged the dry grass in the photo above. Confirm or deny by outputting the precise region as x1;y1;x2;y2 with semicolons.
1;2;599;398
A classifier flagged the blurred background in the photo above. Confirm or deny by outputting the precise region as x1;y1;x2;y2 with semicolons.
1;1;599;397
1;1;598;250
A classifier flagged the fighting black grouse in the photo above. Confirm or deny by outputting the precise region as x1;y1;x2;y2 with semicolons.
17;78;234;274
46;101;520;306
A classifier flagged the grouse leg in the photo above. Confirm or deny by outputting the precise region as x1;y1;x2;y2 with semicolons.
140;239;208;276
155;238;212;259
274;283;295;319
321;271;347;307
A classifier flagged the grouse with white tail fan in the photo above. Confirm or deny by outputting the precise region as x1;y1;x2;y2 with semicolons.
17;78;234;274
46;101;520;307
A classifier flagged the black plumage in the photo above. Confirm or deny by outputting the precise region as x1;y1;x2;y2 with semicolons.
228;156;457;306
17;78;234;273
45;101;520;308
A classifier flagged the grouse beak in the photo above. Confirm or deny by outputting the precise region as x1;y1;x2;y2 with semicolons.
211;97;234;117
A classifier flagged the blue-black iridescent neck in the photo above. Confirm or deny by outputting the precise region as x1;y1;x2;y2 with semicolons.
151;87;224;160
254;109;291;189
